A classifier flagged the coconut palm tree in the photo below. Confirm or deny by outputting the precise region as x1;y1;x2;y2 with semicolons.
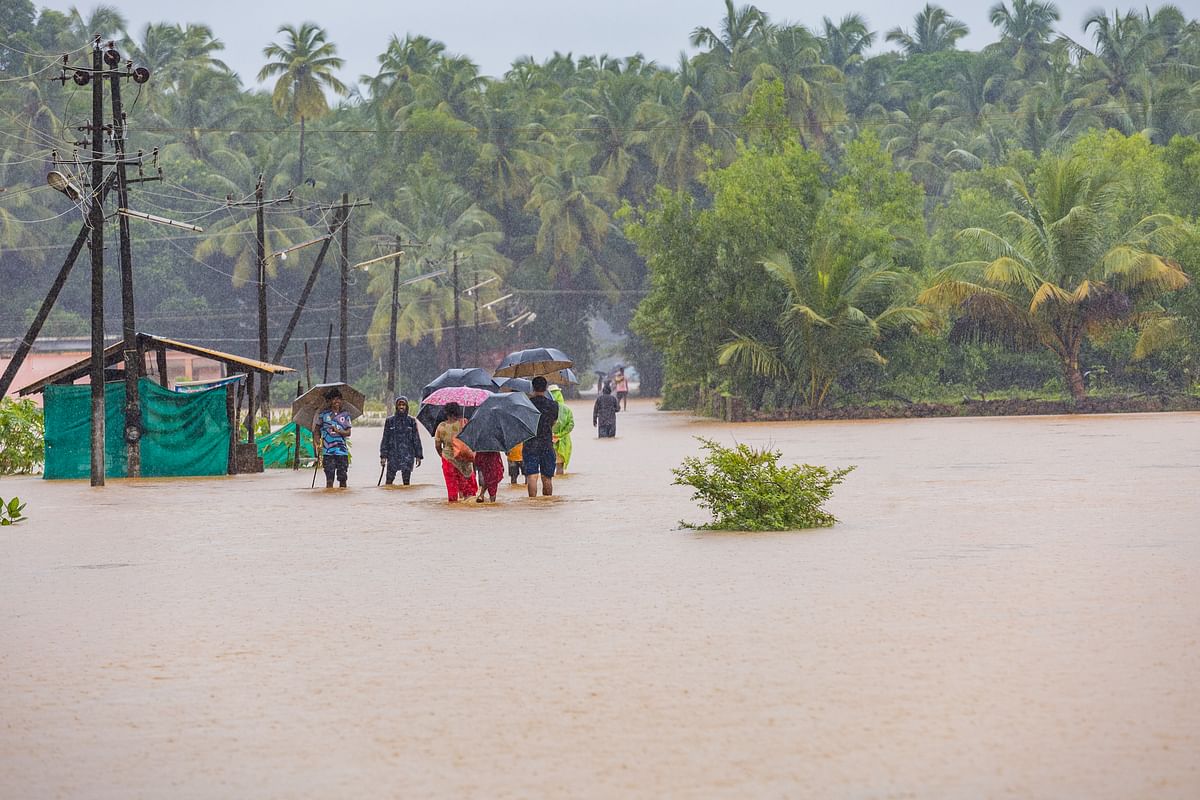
573;72;654;198
919;156;1191;403
363;175;510;350
820;14;876;74
719;240;929;408
988;0;1060;76
747;24;845;150
690;0;769;70
524;158;614;284
67;4;125;41
258;23;347;184
886;4;970;55
642;54;732;191
193;145;312;288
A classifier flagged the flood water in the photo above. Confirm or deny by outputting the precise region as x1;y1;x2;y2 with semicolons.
1;400;1198;798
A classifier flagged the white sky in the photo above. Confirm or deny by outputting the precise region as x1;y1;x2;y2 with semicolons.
38;0;1152;88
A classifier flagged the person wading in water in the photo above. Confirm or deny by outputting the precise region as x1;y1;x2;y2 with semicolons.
379;396;422;485
317;389;352;488
523;376;559;497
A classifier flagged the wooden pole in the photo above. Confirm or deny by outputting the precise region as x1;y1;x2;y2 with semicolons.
156;347;168;387
110;49;140;477
339;192;349;382
226;384;237;474
293;380;303;471
0;191;109;398
88;39;106;487
323;322;333;383
388;235;400;397
472;269;480;365
303;342;313;390
255;174;269;416
452;250;461;366
271;226;336;364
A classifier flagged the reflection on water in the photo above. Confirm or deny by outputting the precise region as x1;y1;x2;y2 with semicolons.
1;403;1198;798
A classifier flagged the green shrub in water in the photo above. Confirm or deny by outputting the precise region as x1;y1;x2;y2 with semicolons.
672;438;853;531
1;496;27;526
0;398;44;474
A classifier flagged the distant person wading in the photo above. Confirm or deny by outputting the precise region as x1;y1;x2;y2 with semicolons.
613;367;629;411
593;383;620;438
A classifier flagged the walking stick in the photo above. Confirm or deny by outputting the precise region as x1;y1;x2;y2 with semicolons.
311;438;321;488
377;463;385;486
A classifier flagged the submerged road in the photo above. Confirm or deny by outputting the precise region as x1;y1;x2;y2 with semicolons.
1;400;1198;798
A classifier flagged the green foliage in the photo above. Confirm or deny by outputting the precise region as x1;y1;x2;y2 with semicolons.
0;496;27;526
4;3;1200;411
0;398;44;474
672;438;854;531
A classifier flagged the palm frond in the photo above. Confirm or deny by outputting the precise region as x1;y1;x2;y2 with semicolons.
1029;282;1075;315
718;334;788;380
983;256;1041;292
1132;315;1186;361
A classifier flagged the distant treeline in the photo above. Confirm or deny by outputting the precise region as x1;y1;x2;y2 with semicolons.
1;2;1198;406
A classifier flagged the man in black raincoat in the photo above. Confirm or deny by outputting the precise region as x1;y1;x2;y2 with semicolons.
380;396;423;485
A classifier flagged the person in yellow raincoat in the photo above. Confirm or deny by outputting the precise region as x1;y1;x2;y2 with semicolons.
507;441;523;484
549;385;574;474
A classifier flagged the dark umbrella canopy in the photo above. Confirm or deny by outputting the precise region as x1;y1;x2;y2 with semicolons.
495;377;534;393
541;367;579;386
456;392;542;453
292;382;365;430
492;347;573;379
421;367;498;399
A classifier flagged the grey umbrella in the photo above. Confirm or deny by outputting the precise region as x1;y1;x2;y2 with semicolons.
456;392;542;453
421;367;499;399
492;347;573;379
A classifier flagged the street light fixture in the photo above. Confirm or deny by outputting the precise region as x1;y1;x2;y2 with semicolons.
117;207;203;232
46;170;82;202
270;234;330;261
353;249;410;271
400;268;446;286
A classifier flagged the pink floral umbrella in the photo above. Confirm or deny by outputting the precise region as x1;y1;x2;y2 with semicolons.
417;385;494;434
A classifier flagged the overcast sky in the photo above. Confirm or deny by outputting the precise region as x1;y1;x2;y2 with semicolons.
39;0;1152;89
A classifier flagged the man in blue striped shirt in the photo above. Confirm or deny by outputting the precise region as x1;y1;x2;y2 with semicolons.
317;389;352;488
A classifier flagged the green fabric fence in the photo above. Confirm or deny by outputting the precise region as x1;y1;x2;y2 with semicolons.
255;421;314;468
44;377;230;479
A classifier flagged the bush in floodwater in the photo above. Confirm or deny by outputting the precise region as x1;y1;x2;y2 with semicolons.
672;438;853;531
1;496;27;526
0;398;44;474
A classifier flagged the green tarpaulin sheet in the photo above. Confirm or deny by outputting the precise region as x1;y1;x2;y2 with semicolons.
255;421;314;468
43;377;230;479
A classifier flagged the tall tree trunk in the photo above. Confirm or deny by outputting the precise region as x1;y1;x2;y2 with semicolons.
1061;343;1086;404
298;115;306;185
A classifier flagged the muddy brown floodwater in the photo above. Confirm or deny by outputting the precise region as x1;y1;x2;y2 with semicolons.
1;400;1198;798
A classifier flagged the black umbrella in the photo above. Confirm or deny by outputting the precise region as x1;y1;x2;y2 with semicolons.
541;367;579;386
456;392;542;453
493;347;573;379
421;367;498;399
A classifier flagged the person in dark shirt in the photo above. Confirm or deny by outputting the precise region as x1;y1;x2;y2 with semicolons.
523;376;559;497
379;396;423;485
593;383;620;438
